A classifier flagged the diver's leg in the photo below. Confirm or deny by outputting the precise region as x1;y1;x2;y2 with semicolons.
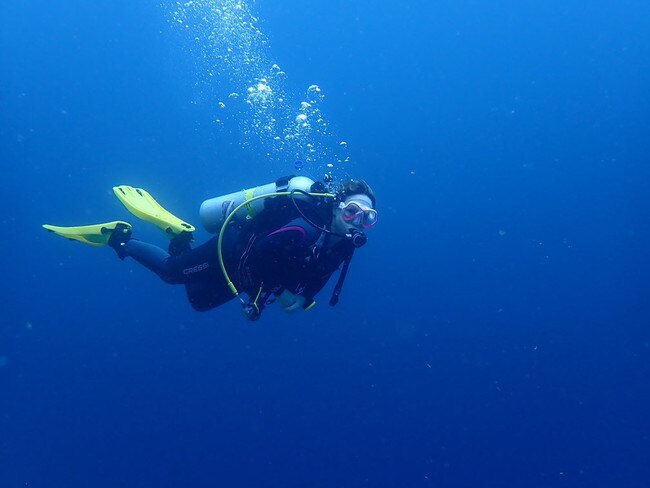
110;235;221;285
110;233;234;311
184;281;235;311
117;240;181;283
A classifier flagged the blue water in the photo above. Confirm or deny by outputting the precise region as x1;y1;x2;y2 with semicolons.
2;0;649;486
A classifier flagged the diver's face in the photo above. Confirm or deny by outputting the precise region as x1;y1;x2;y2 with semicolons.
333;194;377;234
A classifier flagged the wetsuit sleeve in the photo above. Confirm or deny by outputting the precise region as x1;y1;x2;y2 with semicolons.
301;274;331;303
299;242;352;306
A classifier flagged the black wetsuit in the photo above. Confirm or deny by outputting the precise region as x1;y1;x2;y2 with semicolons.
117;201;354;315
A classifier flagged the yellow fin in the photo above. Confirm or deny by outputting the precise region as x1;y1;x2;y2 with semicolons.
113;185;195;238
42;221;131;246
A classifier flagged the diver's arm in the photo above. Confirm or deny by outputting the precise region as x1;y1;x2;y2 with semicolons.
298;275;330;307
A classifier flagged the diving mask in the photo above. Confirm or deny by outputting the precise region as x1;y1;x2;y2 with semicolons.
340;201;378;229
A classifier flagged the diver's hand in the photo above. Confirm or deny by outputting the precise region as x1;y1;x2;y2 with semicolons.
277;289;306;313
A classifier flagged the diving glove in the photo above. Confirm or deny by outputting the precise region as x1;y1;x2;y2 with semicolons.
276;289;306;313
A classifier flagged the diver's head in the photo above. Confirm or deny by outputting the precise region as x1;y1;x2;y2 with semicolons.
331;179;378;237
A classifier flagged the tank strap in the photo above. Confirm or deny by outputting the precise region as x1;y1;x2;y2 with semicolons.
244;188;256;219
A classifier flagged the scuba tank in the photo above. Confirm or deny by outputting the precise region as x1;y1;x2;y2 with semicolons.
199;175;316;233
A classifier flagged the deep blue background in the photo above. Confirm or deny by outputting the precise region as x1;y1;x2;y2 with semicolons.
1;0;649;486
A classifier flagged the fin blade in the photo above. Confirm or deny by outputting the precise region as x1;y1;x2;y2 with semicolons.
113;185;195;237
42;221;131;246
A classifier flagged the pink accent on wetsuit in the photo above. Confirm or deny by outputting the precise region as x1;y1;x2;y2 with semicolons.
267;225;307;245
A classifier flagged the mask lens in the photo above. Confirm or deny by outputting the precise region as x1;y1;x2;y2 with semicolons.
342;203;363;223
362;209;378;228
342;205;357;218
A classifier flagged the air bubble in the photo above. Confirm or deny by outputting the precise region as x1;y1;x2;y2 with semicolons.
170;1;351;178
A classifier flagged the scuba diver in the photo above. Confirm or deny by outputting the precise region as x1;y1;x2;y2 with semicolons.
43;176;378;320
